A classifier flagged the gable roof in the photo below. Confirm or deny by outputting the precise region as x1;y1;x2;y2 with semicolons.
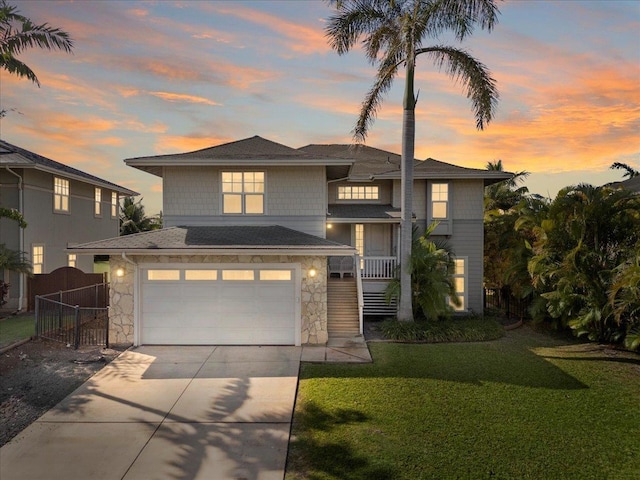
298;143;511;185
69;225;356;256
125;135;354;177
0;140;138;196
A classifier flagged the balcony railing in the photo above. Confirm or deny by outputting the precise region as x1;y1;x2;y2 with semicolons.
329;255;398;279
361;256;397;279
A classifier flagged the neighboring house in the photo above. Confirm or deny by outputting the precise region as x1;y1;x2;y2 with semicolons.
609;176;640;195
70;136;509;347
0;140;138;310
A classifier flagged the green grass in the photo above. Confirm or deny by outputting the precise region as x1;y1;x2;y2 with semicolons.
380;315;505;343
286;327;640;480
0;313;35;348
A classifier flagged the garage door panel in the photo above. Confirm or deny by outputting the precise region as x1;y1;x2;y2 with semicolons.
141;266;297;345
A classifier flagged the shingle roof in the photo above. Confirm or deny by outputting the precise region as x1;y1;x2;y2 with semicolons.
328;204;401;219
0;140;138;195
609;176;640;194
298;143;511;185
125;136;354;177
70;226;355;255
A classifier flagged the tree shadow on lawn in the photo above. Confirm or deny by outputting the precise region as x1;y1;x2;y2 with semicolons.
287;400;395;480
306;332;591;390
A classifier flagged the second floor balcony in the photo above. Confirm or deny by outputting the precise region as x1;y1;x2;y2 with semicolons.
328;255;397;280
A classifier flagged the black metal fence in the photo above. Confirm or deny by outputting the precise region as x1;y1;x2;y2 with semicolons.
35;283;109;349
484;288;532;320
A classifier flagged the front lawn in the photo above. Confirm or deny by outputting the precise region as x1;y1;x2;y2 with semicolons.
0;313;35;348
286;327;640;479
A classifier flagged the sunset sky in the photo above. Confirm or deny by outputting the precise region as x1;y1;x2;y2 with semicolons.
1;0;638;215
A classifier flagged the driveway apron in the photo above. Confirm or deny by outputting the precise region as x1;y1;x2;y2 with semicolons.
0;345;301;480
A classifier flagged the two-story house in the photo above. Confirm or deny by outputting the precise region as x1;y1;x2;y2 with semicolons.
0;140;138;310
70;135;509;347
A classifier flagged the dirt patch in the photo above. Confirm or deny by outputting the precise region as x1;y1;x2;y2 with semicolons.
0;338;124;447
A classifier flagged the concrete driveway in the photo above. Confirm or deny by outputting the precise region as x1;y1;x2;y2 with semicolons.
0;346;301;480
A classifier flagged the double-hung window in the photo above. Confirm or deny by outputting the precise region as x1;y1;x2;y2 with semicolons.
222;172;264;214
94;188;102;216
450;257;467;311
431;183;449;219
32;245;44;274
111;192;118;218
68;254;77;268
54;177;69;212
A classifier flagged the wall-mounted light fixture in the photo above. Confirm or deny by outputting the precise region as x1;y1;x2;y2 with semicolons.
308;268;317;278
116;268;125;277
326;223;333;229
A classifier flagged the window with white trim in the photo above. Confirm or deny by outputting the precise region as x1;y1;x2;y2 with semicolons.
338;185;379;200
67;254;76;268
111;192;118;218
450;257;467;311
54;177;69;212
94;188;102;216
32;245;44;274
355;224;364;270
222;172;264;214
431;183;449;219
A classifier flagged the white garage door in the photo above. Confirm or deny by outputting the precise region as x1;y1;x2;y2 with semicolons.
140;265;297;345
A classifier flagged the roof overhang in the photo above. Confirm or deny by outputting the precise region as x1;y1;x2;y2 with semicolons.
126;157;355;178
68;246;356;256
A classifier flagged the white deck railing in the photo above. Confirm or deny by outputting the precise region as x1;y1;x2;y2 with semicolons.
361;256;397;279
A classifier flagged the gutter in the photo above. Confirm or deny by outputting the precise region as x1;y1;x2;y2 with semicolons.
4;167;25;311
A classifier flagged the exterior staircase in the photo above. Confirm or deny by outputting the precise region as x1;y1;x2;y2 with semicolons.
327;277;360;338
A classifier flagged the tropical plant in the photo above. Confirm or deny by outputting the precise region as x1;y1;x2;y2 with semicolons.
527;184;640;345
0;0;73;86
0;206;27;228
610;162;639;179
386;223;459;320
325;0;500;321
0;243;31;306
119;197;162;235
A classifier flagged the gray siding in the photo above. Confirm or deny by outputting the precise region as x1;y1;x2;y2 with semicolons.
162;165;326;232
438;219;484;313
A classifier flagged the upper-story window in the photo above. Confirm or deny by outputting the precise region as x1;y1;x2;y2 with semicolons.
111;192;118;218
68;253;77;268
94;187;102;216
54;177;69;212
431;183;449;219
338;185;379;200
222;172;264;214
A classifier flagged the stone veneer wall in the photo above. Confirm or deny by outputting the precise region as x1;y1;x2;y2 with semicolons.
108;254;328;347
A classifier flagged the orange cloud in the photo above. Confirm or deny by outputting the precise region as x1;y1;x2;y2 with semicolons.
148;91;221;106
201;4;330;55
154;135;234;155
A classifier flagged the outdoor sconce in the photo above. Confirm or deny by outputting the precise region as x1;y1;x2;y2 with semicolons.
308;268;317;278
116;268;125;277
327;223;333;229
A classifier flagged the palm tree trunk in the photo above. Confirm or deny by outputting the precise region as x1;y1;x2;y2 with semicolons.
398;63;416;322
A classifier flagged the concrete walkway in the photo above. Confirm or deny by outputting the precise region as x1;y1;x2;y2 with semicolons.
0;342;371;480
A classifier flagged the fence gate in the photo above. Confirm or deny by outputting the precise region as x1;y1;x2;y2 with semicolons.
35;283;109;349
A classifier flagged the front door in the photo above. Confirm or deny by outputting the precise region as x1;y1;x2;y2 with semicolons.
364;224;390;256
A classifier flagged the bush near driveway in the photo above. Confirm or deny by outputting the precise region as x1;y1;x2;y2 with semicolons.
286;327;640;480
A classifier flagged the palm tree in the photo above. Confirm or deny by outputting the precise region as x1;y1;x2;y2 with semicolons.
326;0;500;321
120;197;162;235
0;0;73;86
610;162;639;179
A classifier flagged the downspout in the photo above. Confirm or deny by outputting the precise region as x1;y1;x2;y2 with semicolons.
5;167;24;311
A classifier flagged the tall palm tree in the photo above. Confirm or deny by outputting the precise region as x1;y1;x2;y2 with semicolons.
120;197;162;236
326;0;500;321
0;0;73;86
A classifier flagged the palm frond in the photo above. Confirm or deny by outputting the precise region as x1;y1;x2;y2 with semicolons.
416;45;498;130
